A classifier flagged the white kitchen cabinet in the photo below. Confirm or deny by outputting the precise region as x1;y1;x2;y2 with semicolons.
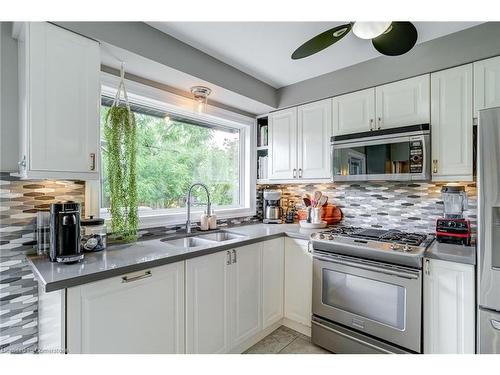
269;100;331;181
423;258;475;354
262;238;284;329
297;99;332;179
230;244;262;349
375;74;430;129
186;243;263;353
14;22;100;180
332;88;376;135
66;262;185;354
284;238;313;328
185;250;231;354
269;107;298;180
431;64;473;181
474;56;500;118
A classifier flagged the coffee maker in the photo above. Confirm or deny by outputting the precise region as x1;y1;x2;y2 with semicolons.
49;201;83;263
263;189;283;224
436;186;471;245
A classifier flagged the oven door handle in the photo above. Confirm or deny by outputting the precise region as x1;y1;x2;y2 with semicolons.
314;254;420;280
311;320;394;354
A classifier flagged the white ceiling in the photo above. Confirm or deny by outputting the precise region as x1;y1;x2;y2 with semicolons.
147;21;483;88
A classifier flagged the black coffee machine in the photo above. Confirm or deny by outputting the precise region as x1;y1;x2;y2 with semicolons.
49;201;83;263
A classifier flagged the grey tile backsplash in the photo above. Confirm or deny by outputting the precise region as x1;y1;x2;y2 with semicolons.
257;181;477;235
0;173;85;353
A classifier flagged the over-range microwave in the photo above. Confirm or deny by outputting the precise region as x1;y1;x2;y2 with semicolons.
331;124;431;182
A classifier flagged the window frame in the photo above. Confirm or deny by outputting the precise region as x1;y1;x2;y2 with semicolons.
86;72;256;229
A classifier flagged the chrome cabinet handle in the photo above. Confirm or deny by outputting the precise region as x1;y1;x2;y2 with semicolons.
377;117;382;130
226;251;232;265
491;319;500;331
424;258;430;276
122;270;152;283
432;160;438;174
293;168;297;178
90;153;96;171
369;118;374;131
298;168;303;178
232;249;237;264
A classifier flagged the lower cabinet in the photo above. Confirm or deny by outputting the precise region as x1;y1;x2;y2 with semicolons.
66;261;185;354
423;257;475;354
262;238;285;329
284;238;313;329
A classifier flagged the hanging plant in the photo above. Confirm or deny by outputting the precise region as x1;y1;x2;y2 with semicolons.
103;66;138;241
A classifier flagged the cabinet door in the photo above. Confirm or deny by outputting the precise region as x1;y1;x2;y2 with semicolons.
67;262;185;354
297;99;332;179
431;65;473;181
230;244;262;348
423;258;475;354
375;74;430;129
28;22;100;176
284;238;313;327
474;56;500;117
332;88;375;136
186;251;231;354
269;107;297;180
262;238;284;329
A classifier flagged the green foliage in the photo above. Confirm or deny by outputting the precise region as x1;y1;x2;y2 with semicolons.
101;106;240;214
103;105;138;241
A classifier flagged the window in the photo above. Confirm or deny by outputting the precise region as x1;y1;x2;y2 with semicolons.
94;74;255;227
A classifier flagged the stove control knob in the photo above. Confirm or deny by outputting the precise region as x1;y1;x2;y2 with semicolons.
319;234;325;240
390;242;400;250
328;235;334;240
403;244;410;252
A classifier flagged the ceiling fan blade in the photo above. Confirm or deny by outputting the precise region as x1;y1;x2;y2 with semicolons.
371;22;418;56
291;23;352;60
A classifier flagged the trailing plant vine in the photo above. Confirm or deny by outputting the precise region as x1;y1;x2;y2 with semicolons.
104;100;138;242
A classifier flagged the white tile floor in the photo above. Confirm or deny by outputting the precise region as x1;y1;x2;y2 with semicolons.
244;326;331;354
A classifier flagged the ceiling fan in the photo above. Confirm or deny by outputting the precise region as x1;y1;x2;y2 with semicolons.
291;21;418;60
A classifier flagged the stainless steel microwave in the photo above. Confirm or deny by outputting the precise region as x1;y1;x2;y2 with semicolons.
331;124;431;182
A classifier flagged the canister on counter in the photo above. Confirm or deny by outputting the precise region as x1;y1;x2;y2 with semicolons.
81;216;107;252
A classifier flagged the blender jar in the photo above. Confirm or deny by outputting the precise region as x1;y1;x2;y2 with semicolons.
441;186;468;218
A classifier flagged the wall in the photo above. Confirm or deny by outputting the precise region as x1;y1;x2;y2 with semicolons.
0;22;19;172
257;182;477;236
277;22;500;109
0;174;85;353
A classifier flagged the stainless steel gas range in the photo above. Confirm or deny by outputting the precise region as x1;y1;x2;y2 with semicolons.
310;226;434;354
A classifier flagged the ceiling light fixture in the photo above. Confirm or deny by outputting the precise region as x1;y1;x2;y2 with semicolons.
352;21;392;39
190;86;212;113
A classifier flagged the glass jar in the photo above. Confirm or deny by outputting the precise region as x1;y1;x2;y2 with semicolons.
81;216;107;252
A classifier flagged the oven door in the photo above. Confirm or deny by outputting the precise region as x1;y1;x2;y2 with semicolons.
312;252;422;352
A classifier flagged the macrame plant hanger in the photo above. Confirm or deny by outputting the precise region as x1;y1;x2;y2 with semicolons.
112;63;131;111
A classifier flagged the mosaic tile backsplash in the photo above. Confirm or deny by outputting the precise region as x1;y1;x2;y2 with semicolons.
257;182;477;235
0;173;85;353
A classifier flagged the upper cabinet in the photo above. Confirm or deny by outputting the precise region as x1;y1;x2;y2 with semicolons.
332;75;430;136
332;88;375;136
269;107;297;180
431;64;473;181
375;74;430;129
297;99;332;179
14;22;101;180
269;99;331;181
474;55;500;118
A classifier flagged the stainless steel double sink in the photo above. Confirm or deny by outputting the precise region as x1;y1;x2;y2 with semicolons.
161;230;247;249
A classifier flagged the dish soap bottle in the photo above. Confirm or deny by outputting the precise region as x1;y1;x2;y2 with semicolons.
200;210;210;231
209;209;217;230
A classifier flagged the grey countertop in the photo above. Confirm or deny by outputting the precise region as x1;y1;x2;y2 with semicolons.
28;223;476;293
424;240;476;266
28;223;322;293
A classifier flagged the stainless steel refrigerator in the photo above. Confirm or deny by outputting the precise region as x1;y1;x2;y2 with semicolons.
478;106;500;353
